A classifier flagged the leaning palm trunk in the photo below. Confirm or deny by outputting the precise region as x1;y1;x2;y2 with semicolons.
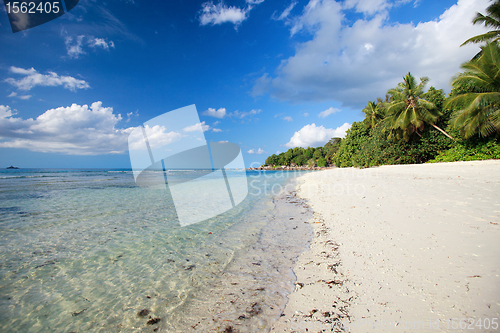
386;72;453;141
430;124;455;140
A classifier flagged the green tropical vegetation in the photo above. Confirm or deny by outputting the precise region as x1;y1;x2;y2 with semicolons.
262;5;500;168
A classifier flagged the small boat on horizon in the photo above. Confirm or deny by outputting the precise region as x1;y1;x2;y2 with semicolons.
6;165;20;169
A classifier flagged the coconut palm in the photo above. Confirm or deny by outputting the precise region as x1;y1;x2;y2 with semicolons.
446;42;500;138
385;72;454;142
362;100;384;129
461;1;500;47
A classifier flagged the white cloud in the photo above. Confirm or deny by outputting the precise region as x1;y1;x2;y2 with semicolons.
126;110;139;122
283;116;293;121
0;102;141;155
231;109;261;118
285;122;351;148
203;107;227;118
88;37;115;50
0;105;14;118
203;108;260;121
7;92;32;100
128;125;181;150
247;148;266;154
65;35;86;58
212;128;222;132
252;0;491;108
343;0;392;15
183;121;210;132
199;1;249;26
5;67;90;92
303;112;309;117
213;120;220;125
274;1;297;20
199;0;264;27
64;34;115;58
318;107;340;118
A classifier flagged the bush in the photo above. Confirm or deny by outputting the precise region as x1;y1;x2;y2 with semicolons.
335;122;370;167
334;120;455;168
429;137;500;162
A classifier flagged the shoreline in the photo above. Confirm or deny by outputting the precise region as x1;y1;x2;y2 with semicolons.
162;177;315;332
247;166;333;171
272;160;500;332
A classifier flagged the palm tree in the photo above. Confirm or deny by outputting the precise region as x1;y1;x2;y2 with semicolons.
461;1;500;47
385;72;454;141
446;42;500;138
362;100;384;129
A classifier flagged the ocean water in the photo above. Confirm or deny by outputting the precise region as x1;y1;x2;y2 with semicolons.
0;168;312;332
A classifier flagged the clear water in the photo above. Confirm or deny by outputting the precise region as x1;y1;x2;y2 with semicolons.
0;168;312;332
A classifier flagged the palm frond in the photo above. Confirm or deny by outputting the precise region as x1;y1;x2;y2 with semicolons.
461;31;500;46
472;13;500;29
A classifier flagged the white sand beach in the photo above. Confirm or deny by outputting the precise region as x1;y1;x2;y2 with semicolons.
272;160;500;332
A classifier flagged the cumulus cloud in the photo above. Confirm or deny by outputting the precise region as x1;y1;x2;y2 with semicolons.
128;125;181;150
0;102;139;155
318;107;340;118
0;105;14;118
88;37;115;49
64;35;115;58
343;0;392;15
126;110;139;122
5;67;90;92
231;109;261;118
199;1;249;26
212;128;223;132
203;108;261;121
252;0;491;108
247;148;266;154
65;35;86;58
285;122;351;148
203;107;227;118
283;116;293;121
183;121;210;132
199;0;264;27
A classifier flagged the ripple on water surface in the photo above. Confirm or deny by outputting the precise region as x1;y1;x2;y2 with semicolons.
0;169;313;332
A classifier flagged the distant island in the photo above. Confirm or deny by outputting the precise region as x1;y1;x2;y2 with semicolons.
6;165;20;169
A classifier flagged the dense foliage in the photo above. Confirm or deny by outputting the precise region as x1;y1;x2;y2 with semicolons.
263;6;500;168
264;138;342;167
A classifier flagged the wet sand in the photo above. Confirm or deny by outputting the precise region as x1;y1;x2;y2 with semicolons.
164;179;314;332
272;160;500;332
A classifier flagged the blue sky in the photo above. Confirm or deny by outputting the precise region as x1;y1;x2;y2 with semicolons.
0;0;491;168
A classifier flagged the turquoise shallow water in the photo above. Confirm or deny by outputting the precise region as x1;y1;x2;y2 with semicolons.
0;168;310;332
